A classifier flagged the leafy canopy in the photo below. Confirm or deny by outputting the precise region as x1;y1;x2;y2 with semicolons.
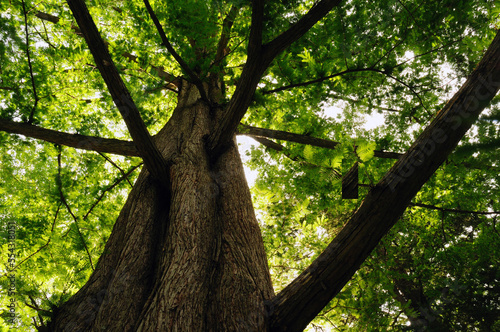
0;0;499;330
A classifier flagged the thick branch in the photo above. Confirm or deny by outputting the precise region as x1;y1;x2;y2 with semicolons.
237;124;403;159
263;0;343;60
269;30;500;331
34;11;179;88
248;135;285;152
214;6;239;66
239;124;339;149
209;0;344;156
0;119;138;156
35;11;82;34
248;0;264;57
66;0;170;186
34;11;59;24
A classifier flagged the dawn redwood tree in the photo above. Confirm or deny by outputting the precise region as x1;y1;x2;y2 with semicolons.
0;0;499;330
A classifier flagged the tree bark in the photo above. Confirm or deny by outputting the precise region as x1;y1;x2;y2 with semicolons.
0;119;138;156
40;2;499;329
48;83;274;331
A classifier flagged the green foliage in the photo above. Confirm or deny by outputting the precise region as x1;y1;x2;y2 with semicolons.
1;0;499;330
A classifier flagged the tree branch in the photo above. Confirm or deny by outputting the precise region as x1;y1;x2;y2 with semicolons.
21;0;39;124
237;124;403;159
98;152;135;186
262;68;383;94
239;124;339;149
263;67;429;115
83;163;142;221
263;0;343;60
142;0;209;103
214;6;239;66
269;30;500;332
121;52;179;90
66;0;170;187
208;0;344;156
246;135;342;178
374;69;429;113
327;93;403;113
34;11;59;24
410;202;500;215
34;11;180;88
56;146;94;271
248;0;264;57
0;119;139;156
248;135;285;152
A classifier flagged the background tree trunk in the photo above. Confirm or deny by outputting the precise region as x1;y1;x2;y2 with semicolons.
48;84;274;331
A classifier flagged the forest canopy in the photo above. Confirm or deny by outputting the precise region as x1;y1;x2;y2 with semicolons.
0;0;499;330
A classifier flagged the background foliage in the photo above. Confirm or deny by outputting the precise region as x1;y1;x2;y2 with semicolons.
1;0;499;330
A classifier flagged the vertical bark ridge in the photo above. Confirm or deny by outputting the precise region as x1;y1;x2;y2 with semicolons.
208;140;275;330
136;86;274;331
136;101;218;329
49;169;169;331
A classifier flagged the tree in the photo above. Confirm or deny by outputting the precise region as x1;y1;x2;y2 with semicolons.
0;0;499;330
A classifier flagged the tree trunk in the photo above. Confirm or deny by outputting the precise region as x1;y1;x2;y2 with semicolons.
48;83;274;331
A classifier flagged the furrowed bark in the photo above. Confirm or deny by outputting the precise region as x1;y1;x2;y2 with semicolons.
66;0;169;186
269;30;500;332
0;119;138;156
48;83;274;331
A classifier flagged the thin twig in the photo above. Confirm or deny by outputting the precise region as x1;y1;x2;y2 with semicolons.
33;24;57;49
1;203;61;277
370;36;407;69
21;0;39;124
250;135;342;178
83;163;142;221
410;202;500;215
373;69;430;114
98;152;133;186
56;146;94;271
263;68;385;94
